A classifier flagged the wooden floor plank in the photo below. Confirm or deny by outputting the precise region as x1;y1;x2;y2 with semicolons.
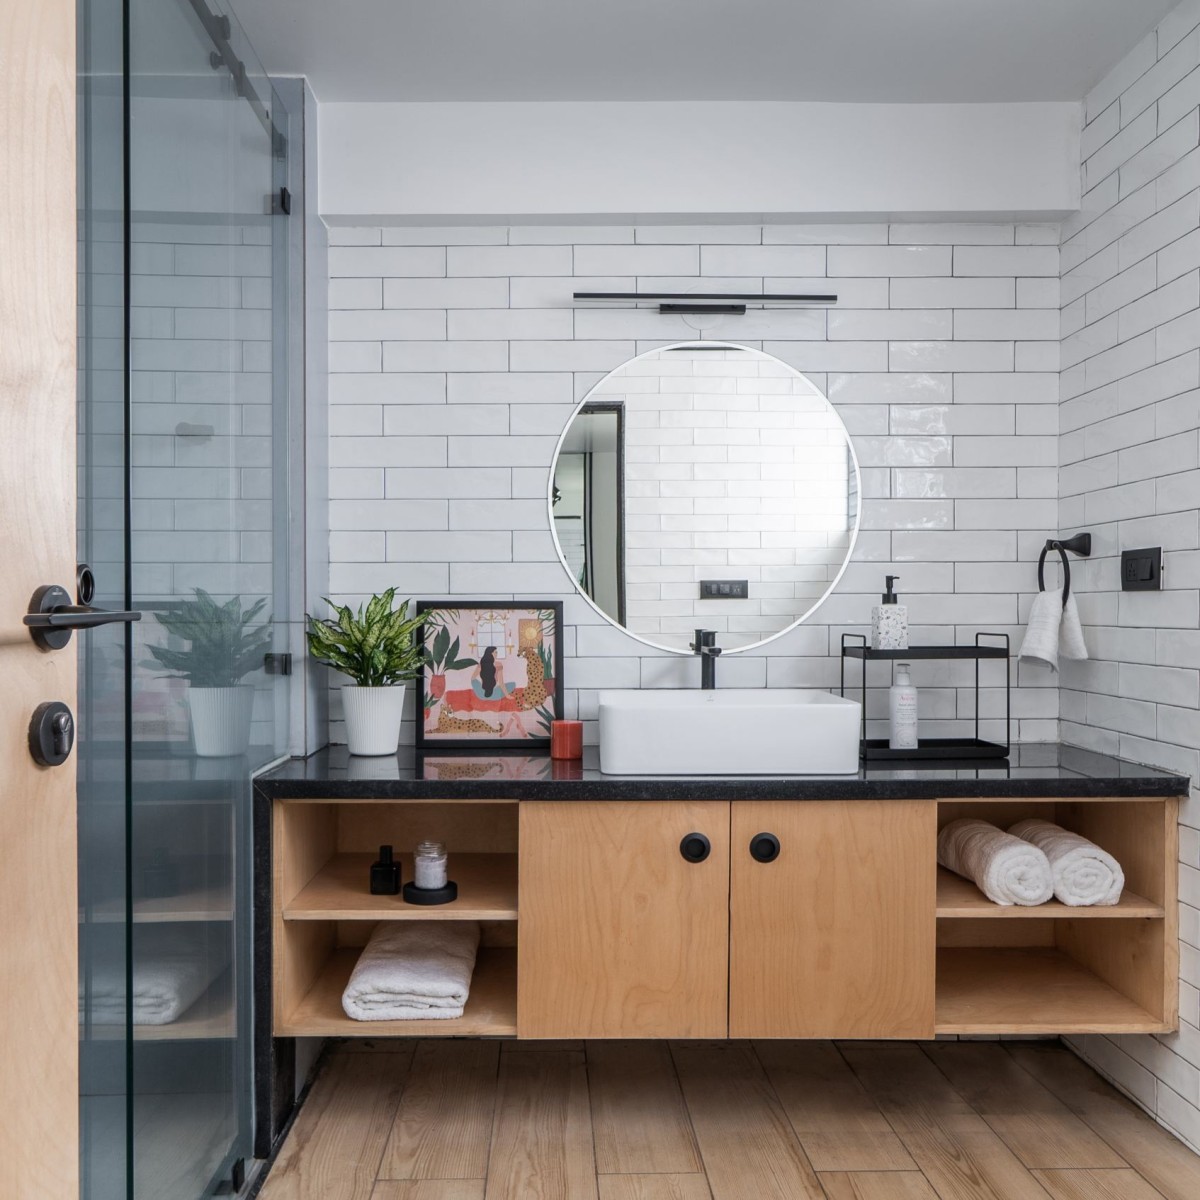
838;1042;1052;1200
500;1039;584;1053
483;1049;597;1200
923;1042;1126;1169
1006;1043;1200;1200
754;1041;916;1172
588;1041;702;1175
372;1184;486;1200
597;1175;713;1200
378;1040;500;1181
260;1053;408;1200
1030;1167;1167;1200
819;1172;941;1200
670;1041;824;1200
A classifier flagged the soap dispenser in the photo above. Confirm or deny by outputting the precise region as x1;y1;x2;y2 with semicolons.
871;575;908;650
369;844;401;895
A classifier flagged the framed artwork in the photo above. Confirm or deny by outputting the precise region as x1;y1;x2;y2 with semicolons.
416;601;564;751
417;755;555;782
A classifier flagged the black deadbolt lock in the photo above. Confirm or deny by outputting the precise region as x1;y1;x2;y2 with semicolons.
679;832;711;863
30;701;75;767
750;832;781;863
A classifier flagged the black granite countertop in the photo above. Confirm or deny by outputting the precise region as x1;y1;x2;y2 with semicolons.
255;743;1189;801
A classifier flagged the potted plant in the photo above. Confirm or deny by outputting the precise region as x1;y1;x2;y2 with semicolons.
147;589;273;757
306;589;424;756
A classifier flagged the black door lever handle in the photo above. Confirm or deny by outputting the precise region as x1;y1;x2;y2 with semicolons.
25;585;142;649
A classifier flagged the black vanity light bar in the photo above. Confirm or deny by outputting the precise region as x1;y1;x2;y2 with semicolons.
572;291;837;314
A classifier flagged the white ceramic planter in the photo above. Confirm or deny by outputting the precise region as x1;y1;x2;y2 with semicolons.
342;684;406;756
187;685;255;757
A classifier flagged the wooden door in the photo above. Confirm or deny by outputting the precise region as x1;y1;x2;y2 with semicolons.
730;800;936;1038
519;801;729;1038
0;3;79;1195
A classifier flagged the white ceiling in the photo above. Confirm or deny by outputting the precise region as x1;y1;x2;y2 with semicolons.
227;0;1176;103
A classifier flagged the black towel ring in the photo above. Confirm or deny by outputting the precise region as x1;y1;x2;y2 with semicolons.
1037;532;1092;609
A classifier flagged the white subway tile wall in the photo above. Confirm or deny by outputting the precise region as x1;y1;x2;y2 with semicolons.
327;221;1060;746
1063;0;1200;1155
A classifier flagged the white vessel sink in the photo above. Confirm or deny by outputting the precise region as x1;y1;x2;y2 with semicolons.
598;689;862;776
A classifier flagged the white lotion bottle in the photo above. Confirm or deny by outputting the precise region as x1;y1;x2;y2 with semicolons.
889;663;919;751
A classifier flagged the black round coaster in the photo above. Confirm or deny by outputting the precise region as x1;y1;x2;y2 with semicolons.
402;880;458;905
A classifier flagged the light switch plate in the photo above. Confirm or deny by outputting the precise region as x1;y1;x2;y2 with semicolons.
699;579;749;599
1121;547;1163;591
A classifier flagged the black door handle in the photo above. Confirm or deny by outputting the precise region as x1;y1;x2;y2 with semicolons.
750;832;780;863
25;584;142;649
679;832;711;863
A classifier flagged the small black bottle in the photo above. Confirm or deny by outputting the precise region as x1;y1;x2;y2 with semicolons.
369;844;401;895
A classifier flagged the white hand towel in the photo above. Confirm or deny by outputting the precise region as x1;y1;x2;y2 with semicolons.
1019;589;1063;673
937;818;1054;906
1008;819;1123;906
342;920;480;1021
1060;594;1089;661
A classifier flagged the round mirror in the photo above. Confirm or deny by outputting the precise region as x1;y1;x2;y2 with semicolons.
549;342;860;654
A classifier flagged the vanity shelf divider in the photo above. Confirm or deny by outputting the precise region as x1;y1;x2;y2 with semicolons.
840;632;1011;761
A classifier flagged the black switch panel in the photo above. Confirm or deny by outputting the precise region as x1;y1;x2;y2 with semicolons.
1121;547;1163;591
699;579;749;599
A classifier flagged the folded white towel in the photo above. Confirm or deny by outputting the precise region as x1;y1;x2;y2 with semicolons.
342;920;480;1021
1008;819;1123;906
87;929;225;1026
1060;594;1089;662
1019;589;1064;673
937;818;1054;906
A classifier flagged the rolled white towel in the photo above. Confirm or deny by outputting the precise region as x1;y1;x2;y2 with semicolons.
1019;589;1063;673
342;920;480;1021
1008;819;1123;906
937;818;1054;906
1060;594;1089;662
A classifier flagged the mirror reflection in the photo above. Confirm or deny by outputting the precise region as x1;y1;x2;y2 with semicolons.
550;343;859;653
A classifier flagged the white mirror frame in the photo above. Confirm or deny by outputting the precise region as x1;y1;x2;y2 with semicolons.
547;340;862;656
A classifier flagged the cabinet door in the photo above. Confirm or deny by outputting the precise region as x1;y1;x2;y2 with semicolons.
730;800;936;1038
519;800;729;1038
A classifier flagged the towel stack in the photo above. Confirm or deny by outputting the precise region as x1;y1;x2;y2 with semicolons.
1019;590;1088;673
938;818;1124;907
342;920;480;1021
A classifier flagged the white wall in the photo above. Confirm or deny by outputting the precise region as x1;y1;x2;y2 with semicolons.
1057;0;1200;1154
325;220;1062;747
318;101;1081;222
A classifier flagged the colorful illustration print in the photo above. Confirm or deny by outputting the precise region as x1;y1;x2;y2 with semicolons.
418;604;562;745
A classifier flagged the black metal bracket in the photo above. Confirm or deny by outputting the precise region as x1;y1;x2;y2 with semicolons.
1038;532;1092;608
572;291;838;309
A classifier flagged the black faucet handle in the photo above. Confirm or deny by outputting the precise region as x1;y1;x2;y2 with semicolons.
692;628;718;652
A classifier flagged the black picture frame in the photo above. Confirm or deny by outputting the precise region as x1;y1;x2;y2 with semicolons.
415;600;565;752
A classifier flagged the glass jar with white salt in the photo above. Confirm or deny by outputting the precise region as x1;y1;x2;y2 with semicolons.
413;840;448;890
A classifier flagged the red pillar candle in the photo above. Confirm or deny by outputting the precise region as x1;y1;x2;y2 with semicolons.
550;719;584;760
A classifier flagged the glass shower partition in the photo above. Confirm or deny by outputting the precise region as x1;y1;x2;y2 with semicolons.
77;1;292;1196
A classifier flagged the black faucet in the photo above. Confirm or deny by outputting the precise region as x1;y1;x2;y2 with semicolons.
691;629;722;690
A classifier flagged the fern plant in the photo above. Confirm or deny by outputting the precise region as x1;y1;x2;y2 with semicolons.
147;589;273;688
305;589;424;687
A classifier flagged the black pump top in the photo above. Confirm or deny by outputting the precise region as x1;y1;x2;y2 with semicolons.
882;575;900;604
377;844;394;864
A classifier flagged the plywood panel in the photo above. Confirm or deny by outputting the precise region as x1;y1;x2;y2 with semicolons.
518;801;729;1038
0;4;79;1195
337;802;518;854
730;800;936;1038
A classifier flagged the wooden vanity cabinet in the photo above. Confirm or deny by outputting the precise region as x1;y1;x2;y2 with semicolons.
518;800;731;1038
730;800;937;1038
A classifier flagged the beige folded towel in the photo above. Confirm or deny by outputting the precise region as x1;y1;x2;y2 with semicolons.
937;818;1054;906
1008;819;1123;906
342;920;479;1021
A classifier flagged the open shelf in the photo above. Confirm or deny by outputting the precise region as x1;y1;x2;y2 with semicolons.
843;644;1009;660
284;852;517;922
85;882;234;925
936;948;1165;1034
936;866;1163;919
277;945;517;1037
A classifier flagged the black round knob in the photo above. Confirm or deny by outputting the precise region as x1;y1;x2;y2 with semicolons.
750;832;780;863
679;833;711;863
